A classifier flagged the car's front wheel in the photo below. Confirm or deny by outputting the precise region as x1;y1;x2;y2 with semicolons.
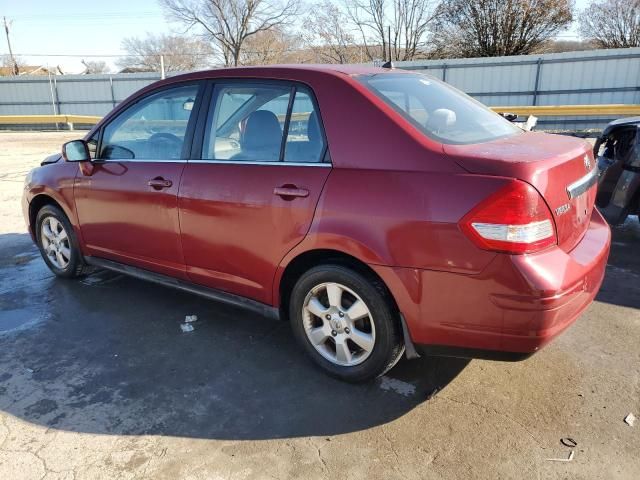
289;264;404;382
36;205;86;278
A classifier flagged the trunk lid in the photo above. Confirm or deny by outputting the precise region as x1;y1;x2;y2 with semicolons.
444;132;597;252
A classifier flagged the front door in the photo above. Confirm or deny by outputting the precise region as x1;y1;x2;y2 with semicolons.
74;83;202;278
179;81;331;303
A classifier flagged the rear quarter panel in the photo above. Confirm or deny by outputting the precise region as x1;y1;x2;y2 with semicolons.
444;132;597;251
273;168;515;305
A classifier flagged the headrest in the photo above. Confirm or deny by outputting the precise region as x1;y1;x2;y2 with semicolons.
242;110;282;151
428;108;456;133
307;111;321;143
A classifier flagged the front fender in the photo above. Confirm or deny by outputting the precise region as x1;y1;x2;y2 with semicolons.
25;162;82;248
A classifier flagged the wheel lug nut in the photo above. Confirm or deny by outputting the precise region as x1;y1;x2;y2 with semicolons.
331;330;337;337
338;312;344;317
345;328;350;334
326;314;331;320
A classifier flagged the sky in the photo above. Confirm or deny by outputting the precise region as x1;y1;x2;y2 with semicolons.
0;0;177;72
1;0;590;73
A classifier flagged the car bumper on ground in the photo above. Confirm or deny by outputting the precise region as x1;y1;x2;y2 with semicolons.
374;208;611;359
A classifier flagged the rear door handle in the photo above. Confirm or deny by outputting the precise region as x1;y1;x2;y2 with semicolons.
274;186;309;199
148;177;173;190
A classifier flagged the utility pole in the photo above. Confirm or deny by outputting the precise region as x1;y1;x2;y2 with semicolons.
3;16;19;75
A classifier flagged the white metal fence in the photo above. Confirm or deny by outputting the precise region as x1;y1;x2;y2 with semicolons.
0;72;162;118
397;47;640;130
0;47;639;131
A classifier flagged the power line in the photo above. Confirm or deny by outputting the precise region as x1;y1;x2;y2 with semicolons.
11;19;165;24
3;12;168;29
10;11;162;19
12;53;214;58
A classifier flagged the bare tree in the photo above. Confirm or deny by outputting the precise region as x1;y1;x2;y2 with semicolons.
160;0;300;66
0;53;24;73
239;27;306;64
117;34;213;72
345;0;440;61
537;39;596;53
81;60;110;74
579;0;640;48
304;1;363;63
430;0;574;58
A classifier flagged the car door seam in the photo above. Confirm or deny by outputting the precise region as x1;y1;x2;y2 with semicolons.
269;166;334;305
175;162;188;271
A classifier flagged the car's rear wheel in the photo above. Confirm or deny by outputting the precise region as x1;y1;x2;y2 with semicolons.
36;205;86;278
289;264;404;382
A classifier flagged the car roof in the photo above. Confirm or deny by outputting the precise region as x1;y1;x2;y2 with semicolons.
214;64;397;75
167;64;413;83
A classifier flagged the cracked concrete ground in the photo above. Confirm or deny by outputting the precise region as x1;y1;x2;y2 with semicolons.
0;131;639;479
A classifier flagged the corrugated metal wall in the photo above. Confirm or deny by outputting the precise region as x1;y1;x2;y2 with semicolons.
399;47;640;130
0;72;162;117
0;47;639;131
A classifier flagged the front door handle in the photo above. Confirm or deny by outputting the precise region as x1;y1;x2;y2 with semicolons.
274;186;309;199
148;177;173;190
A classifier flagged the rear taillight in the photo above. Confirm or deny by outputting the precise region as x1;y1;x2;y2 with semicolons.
459;180;557;254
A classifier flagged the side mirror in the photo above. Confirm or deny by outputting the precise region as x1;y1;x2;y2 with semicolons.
101;144;134;160
183;99;194;111
62;140;90;162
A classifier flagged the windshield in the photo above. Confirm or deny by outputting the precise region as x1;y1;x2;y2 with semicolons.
357;73;521;145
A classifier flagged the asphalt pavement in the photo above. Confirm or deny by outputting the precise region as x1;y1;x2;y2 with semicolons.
0;132;638;479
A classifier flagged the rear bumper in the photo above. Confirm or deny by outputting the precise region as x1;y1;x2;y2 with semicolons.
373;208;611;357
414;344;533;362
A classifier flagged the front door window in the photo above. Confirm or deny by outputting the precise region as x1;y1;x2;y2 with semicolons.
100;85;199;160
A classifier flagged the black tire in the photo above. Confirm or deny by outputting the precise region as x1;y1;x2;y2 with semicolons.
35;205;86;278
289;264;404;383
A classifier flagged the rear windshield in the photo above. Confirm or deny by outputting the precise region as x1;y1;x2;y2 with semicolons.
357;73;521;145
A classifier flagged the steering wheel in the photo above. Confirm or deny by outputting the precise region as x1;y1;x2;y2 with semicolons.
148;132;183;159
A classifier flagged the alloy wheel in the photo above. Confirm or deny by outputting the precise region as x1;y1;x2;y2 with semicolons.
302;282;376;367
40;216;71;269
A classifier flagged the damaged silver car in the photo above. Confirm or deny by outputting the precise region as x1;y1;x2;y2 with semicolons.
595;117;640;225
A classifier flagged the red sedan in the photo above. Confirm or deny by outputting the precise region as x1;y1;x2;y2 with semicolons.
22;65;610;382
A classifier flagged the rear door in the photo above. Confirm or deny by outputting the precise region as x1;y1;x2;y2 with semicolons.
74;83;202;278
179;81;331;304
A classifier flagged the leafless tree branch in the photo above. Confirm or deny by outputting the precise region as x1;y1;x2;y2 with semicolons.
161;0;301;66
579;0;640;48
429;0;574;58
344;0;439;61
304;1;365;63
117;33;214;72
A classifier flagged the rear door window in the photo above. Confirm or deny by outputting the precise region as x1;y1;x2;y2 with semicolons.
203;84;291;162
283;88;326;163
202;82;327;163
